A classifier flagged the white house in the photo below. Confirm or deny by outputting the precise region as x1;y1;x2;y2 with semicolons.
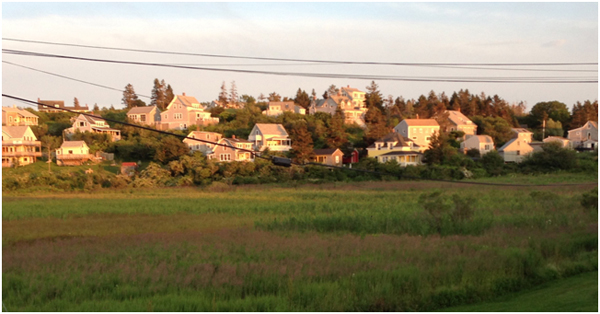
248;123;291;152
461;135;495;155
567;121;598;150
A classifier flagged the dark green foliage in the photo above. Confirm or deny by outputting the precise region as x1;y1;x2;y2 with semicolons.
471;115;515;147
481;151;504;176
519;142;577;173
289;122;315;164
466;148;481;158
154;136;190;164
423;132;458;165
581;188;598;211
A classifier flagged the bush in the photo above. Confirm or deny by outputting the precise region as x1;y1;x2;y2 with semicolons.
581;188;598;211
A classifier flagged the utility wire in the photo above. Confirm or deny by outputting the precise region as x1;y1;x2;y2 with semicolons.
2;94;596;188
3;49;597;84
4;37;598;69
2;60;152;99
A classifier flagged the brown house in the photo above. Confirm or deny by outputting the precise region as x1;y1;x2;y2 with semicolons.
311;148;344;167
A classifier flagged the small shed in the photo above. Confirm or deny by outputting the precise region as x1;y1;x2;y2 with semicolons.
343;149;359;164
121;162;139;176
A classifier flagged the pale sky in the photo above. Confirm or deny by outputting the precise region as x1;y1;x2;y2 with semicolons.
2;2;598;111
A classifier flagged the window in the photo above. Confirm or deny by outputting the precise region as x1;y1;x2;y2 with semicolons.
220;154;231;161
425;137;431;141
317;156;326;163
485;145;490;150
412;137;417;140
516;151;520;156
79;122;85;127
68;150;73;154
140;115;146;122
335;156;340;163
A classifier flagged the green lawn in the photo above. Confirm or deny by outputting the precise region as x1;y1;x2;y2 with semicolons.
442;271;598;312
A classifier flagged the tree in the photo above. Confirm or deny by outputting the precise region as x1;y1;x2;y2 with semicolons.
365;81;384;112
218;81;229;106
154;136;190;164
93;103;100;112
364;106;389;146
268;92;281;102
289;121;315;164
471;115;514;148
74;97;80;109
294;88;311;110
423;132;458;165
122;84;141;109
326;107;348;149
570;100;598;129
528;101;570;129
326;85;339;98
151;79;168;110
41;135;61;172
545;118;564;137
480;150;504;176
229;81;238;108
165;84;175;105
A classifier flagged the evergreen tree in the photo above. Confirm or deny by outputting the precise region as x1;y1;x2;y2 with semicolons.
122;84;141;109
570;100;598;129
326;107;348;149
289;121;315;164
74;97;80;109
311;89;317;99
364;106;389;146
151;79;168;110
294;88;311;110
229;81;239;108
365;81;384;112
423;132;457;165
93;103;100;112
327;85;339;98
218;82;228;107
165;84;175;105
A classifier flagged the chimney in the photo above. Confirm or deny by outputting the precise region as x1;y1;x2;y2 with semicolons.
416;114;419;119
457;107;461;113
182;92;186;96
232;134;236;139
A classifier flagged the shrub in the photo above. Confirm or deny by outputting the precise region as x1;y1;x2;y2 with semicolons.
581;188;598;211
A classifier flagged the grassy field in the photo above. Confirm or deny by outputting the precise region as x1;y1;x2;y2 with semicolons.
2;176;598;311
441;271;598;312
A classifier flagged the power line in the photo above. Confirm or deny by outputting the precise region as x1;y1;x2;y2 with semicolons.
2;60;152;99
4;49;597;84
2;93;596;188
4;37;598;69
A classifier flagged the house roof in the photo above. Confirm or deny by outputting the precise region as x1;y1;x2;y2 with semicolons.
313;148;341;156
38;100;64;109
512;128;532;134
368;132;416;149
226;137;252;144
127;106;158;115
378;151;422;156
2;106;39;118
402;119;440;127
446;110;474;126
60;140;88;148
589;121;598;128
497;138;526;152
171;94;201;108
121;162;138;167
269;101;295;108
469;135;494;144
314;98;338;109
544;136;568;142
187;131;222;138
254;123;289;137
2;126;31;139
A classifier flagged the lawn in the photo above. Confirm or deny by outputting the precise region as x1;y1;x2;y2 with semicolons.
2;177;598;311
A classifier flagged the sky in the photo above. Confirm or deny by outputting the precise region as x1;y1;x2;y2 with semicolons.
2;2;598;112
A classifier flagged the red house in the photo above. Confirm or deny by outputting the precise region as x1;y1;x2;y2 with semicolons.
342;149;359;164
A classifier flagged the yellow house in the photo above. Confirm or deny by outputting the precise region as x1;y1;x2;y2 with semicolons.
445;110;477;136
2;106;39;126
367;132;422;166
2;126;42;167
393;119;440;152
498;128;534;163
311;148;344;167
248;123;291;152
55;141;92;166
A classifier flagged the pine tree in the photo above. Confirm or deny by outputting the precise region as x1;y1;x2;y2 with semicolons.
268;92;281;102
294;88;311;110
365;81;384;112
311;89;317;99
364;107;390;146
218;81;229;107
122;84;140;109
165;84;175;105
290;121;315;164
327;85;339;98
151;79;168;110
326;107;348;149
93;103;100;112
229;81;238;108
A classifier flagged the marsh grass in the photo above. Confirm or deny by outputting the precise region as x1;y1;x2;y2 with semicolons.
2;178;598;311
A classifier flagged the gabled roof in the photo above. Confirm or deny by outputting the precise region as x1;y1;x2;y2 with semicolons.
512;128;532;134
60;140;88;148
38;100;64;109
169;94;202;108
187;131;222;138
368;132;417;149
589;121;598;128
314;148;342;156
446;110;474;126
497;138;517;152
254;123;289;137
2;106;39;118
401;119;440;127
78;114;107;126
378;151;422;156
127;106;158;115
314;98;338;109
2;126;31;139
468;135;494;144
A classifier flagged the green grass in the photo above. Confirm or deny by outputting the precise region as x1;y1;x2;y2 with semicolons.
441;271;598;312
2;177;598;311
